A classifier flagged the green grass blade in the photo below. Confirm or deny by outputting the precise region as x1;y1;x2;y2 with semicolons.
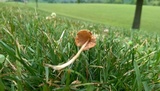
142;81;150;91
0;79;5;91
134;60;142;91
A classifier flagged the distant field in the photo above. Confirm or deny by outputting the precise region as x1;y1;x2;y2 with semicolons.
5;2;160;33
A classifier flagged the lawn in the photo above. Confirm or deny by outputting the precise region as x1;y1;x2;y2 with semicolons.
0;2;160;91
8;2;160;34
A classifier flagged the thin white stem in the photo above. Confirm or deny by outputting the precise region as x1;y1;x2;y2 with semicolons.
45;40;89;70
58;30;65;45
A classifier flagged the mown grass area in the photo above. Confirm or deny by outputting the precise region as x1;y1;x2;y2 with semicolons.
5;2;160;34
0;3;160;91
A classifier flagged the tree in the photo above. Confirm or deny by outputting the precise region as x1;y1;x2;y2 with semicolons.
132;0;143;30
77;0;80;3
36;0;38;8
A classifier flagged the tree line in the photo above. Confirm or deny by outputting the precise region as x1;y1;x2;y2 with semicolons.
44;0;160;6
12;0;160;6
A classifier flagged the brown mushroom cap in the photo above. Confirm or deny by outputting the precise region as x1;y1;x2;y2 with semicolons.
75;30;96;50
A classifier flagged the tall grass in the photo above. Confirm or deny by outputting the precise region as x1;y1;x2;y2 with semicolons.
0;4;160;91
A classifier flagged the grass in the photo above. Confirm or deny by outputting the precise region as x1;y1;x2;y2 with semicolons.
5;2;160;34
0;3;160;91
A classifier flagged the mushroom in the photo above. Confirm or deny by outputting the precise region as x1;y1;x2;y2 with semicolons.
45;29;96;70
75;30;96;50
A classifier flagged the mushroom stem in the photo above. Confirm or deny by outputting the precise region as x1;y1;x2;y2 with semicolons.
45;40;89;70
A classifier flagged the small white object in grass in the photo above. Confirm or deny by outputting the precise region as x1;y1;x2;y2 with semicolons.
94;34;99;39
51;12;56;18
46;16;50;20
71;78;81;85
104;29;109;33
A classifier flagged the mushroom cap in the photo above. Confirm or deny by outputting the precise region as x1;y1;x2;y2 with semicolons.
75;30;96;50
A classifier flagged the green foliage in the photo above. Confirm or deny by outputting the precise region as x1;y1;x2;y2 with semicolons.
114;0;123;3
0;54;5;63
149;0;160;6
0;3;160;90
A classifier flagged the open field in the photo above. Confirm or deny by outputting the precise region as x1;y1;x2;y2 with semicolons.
5;2;160;34
0;2;160;91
